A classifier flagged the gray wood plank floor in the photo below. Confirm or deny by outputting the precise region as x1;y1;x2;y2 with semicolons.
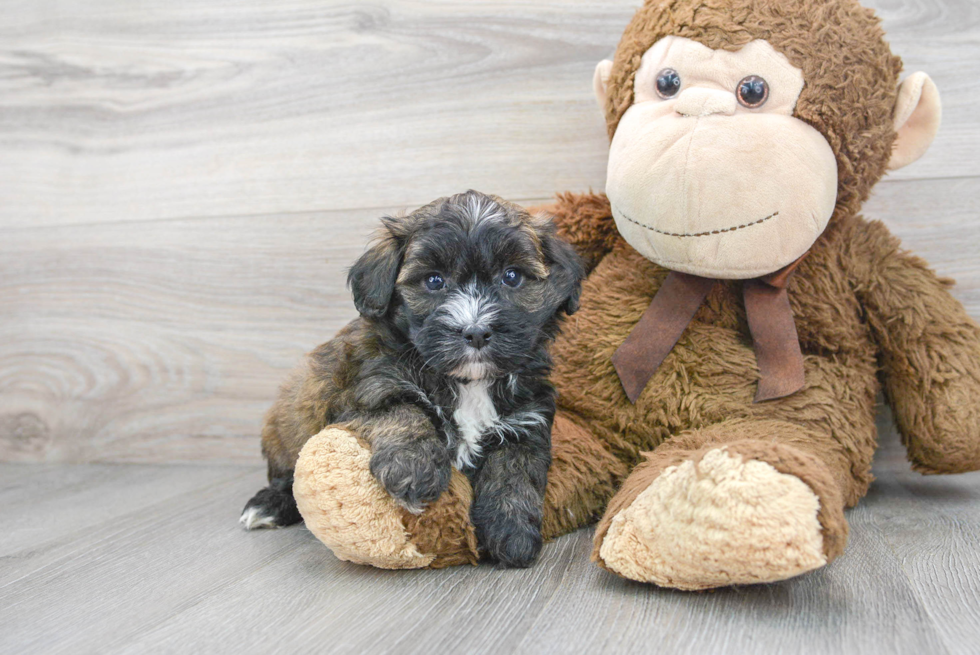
2;422;978;655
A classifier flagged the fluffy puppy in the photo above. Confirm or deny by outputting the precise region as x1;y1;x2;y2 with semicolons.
241;190;584;568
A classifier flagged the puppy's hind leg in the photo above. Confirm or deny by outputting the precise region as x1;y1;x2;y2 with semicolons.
241;474;303;530
242;389;310;530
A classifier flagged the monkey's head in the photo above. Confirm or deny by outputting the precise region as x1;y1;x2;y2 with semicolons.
595;0;941;279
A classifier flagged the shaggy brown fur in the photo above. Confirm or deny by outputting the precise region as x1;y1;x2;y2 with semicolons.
291;0;980;586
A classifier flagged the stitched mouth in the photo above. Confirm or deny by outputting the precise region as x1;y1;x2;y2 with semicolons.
616;206;779;238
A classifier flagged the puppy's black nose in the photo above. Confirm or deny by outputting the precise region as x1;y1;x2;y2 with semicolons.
462;325;492;350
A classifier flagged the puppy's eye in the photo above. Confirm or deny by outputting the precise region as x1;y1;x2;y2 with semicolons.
501;268;523;288
737;75;769;108
424;273;445;291
655;68;681;99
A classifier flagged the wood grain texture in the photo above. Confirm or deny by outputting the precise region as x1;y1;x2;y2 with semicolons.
0;209;375;463
0;463;252;586
0;468;311;654
0;465;253;564
0;0;977;228
1;430;978;655
1;0;979;464
0;0;980;463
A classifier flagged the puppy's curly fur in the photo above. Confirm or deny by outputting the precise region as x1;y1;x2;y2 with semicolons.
241;190;584;568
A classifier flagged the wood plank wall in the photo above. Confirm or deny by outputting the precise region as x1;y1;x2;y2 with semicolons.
2;0;978;464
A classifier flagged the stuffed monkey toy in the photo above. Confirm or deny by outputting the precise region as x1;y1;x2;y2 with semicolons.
292;0;980;589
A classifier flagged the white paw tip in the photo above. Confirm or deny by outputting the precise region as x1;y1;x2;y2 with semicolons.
240;506;278;530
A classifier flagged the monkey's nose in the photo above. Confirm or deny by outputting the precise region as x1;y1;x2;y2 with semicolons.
674;88;737;117
462;325;492;350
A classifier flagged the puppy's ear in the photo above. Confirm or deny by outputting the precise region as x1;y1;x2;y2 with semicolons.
540;222;586;315
347;218;408;319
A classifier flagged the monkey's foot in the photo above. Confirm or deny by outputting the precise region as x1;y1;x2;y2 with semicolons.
594;446;843;590
293;427;478;569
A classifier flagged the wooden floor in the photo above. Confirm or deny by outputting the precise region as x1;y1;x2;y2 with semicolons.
2;0;980;653
2;419;979;655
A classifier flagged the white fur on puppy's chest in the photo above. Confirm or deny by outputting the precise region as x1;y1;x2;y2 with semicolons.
453;379;497;469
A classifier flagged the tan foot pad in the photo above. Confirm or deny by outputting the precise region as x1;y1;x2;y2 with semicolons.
293;427;434;569
599;447;826;589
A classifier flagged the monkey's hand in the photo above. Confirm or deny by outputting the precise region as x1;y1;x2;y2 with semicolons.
850;218;980;474
293;424;479;569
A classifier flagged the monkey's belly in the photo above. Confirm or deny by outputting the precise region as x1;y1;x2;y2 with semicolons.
550;245;879;458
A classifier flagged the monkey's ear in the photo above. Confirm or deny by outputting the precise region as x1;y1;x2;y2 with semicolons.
888;72;942;171
347;223;405;319
593;60;614;112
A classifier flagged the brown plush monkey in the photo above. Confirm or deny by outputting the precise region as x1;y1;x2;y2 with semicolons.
292;0;980;589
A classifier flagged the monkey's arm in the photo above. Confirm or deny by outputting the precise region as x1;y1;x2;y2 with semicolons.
529;192;620;273
847;217;980;474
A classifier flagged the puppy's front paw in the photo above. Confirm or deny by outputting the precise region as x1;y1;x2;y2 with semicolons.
369;440;452;514
475;514;543;569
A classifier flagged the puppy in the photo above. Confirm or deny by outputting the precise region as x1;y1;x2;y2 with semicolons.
240;190;584;568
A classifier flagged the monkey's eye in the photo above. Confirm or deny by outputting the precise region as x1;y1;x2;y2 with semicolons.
737;75;769;108
655;69;682;99
501;268;524;288
424;273;445;291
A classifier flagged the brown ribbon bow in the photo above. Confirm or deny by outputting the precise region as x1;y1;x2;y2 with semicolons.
611;257;807;404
